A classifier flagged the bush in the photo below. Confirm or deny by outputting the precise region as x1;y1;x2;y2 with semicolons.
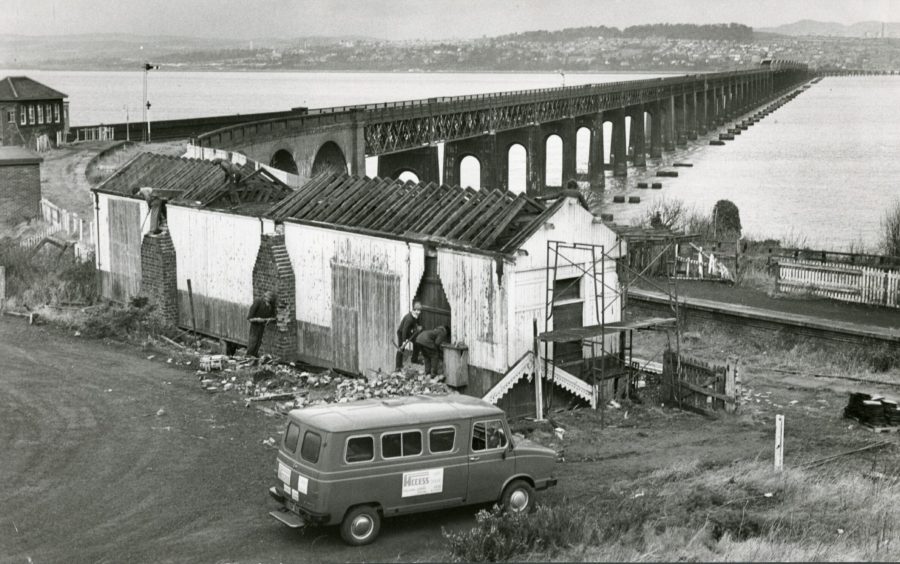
77;302;170;339
443;502;588;562
0;238;97;306
712;199;742;237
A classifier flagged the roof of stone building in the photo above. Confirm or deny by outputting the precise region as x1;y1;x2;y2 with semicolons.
0;146;43;165
93;153;294;213
0;76;68;101
268;171;573;254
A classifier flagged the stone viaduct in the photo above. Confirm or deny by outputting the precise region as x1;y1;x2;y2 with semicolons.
194;63;812;195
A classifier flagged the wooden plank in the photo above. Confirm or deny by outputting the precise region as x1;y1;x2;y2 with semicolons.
675;378;735;404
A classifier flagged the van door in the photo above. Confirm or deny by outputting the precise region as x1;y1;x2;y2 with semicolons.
466;418;515;505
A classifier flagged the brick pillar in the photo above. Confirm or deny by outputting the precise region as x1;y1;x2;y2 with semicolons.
377;146;440;184
140;231;178;325
252;233;297;359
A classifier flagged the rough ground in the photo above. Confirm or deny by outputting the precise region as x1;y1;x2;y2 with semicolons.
3;310;900;563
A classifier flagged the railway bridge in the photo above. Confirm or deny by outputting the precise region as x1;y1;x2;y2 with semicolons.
194;63;811;194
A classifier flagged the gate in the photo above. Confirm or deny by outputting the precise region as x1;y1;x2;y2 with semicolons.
662;350;740;415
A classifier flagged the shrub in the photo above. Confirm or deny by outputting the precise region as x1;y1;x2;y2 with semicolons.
77;302;170;339
712;199;742;237
443;502;588;562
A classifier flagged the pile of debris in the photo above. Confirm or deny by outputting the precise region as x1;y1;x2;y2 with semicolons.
844;392;900;429
197;355;450;413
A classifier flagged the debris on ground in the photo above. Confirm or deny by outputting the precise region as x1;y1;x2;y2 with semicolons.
195;355;450;413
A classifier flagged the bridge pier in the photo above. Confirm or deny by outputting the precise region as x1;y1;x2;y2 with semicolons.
377;146;440;184
663;97;676;151
526;125;546;195
587;113;605;189
697;89;708;135
686;93;698;140
648;106;663;159
627;105;646;167
443;133;499;189
609;110;628;176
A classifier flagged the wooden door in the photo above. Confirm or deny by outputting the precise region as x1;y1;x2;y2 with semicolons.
331;263;359;372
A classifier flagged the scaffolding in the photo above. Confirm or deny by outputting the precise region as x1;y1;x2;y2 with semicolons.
537;229;693;413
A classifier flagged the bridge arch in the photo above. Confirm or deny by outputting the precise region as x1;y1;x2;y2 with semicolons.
396;170;421;184
311;141;349;176
544;134;563;188
506;143;527;195
270;149;298;175
575;126;591;175
459;154;481;189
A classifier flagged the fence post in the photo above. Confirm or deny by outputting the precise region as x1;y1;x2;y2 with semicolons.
774;414;785;471
725;356;740;413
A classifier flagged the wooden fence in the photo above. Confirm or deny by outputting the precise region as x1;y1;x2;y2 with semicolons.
776;259;900;308
662;350;740;415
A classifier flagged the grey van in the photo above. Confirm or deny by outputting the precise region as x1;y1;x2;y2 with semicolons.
268;394;557;545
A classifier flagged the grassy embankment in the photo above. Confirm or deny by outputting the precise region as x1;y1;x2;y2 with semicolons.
444;318;900;562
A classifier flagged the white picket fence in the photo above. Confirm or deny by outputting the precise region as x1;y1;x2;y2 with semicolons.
776;258;900;308
19;200;95;260
674;242;734;282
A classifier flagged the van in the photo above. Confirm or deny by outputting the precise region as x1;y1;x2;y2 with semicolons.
268;394;558;545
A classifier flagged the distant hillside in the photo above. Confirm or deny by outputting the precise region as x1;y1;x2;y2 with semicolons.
501;23;754;42
760;20;900;38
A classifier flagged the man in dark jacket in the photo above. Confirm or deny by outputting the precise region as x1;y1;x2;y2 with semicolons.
395;300;423;371
415;325;448;376
247;290;277;357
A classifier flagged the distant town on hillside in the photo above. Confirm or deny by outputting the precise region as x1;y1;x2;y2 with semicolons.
3;21;900;72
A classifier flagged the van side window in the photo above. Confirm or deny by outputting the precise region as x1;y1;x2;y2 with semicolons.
382;431;422;458
429;427;455;453
284;422;300;453
472;420;507;451
301;431;321;463
346;436;374;463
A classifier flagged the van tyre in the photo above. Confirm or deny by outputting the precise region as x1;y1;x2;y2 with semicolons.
340;505;381;546
501;480;535;514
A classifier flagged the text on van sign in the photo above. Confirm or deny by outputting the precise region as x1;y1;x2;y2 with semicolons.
401;468;444;497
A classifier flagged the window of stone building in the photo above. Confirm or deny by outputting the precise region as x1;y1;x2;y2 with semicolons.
28;105;34;124
54;104;60;123
37;105;43;124
5;110;13;124
20;107;26;125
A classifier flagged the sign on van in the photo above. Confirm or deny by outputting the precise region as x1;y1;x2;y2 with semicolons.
401;468;444;497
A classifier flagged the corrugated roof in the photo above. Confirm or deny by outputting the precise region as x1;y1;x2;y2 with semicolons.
268;172;563;254
94;153;294;212
0;76;68;101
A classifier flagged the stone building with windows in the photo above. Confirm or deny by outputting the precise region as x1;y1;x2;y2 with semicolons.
0;76;69;150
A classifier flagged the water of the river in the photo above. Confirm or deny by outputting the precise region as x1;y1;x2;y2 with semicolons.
5;69;898;250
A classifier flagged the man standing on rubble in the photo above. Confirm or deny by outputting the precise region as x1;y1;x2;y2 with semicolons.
247;290;277;357
395;300;423;371
415;325;448;377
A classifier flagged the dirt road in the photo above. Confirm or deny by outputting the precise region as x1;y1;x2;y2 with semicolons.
0;318;473;563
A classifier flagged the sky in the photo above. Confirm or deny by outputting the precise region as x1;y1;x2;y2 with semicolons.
2;0;899;40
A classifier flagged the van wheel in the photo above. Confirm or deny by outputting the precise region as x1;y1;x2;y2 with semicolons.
501;480;535;514
340;505;381;546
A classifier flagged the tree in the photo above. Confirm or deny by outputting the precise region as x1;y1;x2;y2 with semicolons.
881;198;900;257
712;200;742;237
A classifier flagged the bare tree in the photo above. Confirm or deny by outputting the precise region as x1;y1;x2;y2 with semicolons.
881;198;900;257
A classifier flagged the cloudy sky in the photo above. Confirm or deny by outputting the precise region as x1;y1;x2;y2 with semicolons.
3;0;899;40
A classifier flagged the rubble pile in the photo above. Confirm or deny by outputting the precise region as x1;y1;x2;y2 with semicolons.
197;355;450;413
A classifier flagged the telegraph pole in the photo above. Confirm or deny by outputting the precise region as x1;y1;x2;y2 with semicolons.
142;62;158;143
